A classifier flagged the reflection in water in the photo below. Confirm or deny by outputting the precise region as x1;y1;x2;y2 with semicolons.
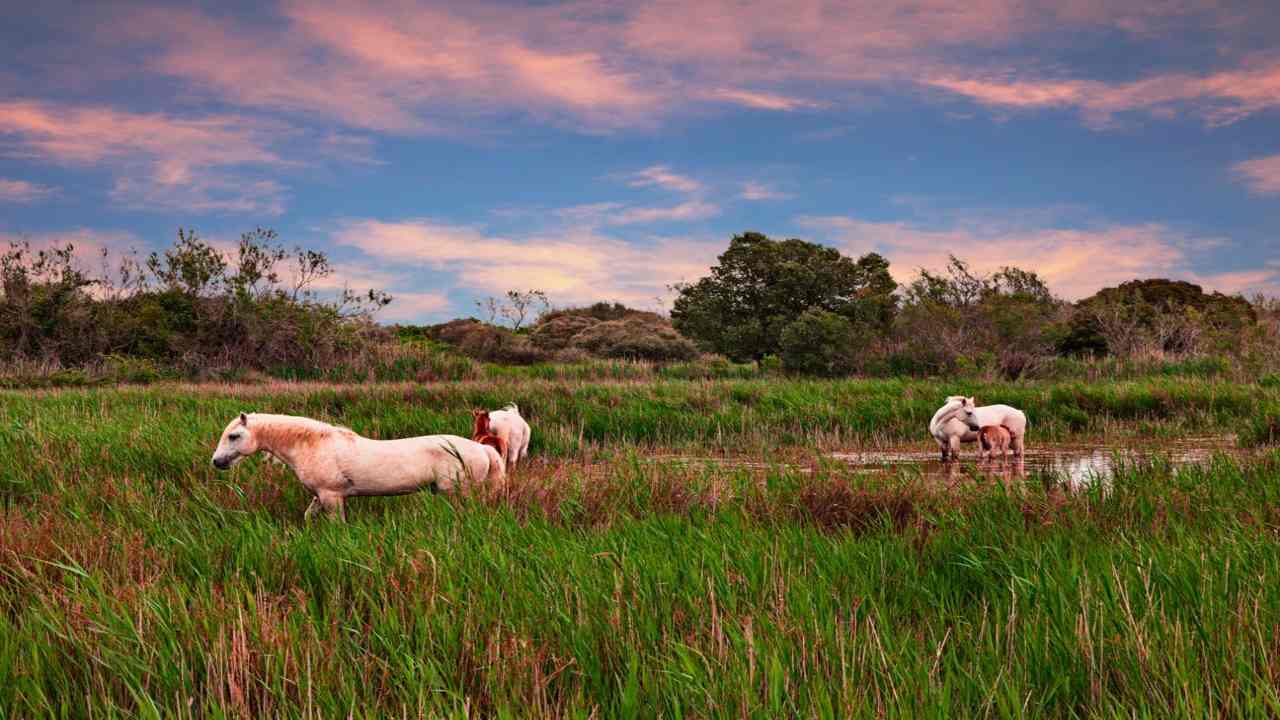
830;437;1235;491
644;437;1238;493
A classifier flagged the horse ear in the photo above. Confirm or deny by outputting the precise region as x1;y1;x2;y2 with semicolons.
239;412;249;426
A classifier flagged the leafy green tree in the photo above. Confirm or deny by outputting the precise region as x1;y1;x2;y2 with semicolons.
778;308;868;376
670;232;896;361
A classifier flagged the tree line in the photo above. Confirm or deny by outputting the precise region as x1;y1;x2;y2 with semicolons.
2;227;1275;381
668;232;1274;378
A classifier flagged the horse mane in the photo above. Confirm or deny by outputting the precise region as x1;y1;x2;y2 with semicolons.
471;409;491;438
475;433;507;459
250;414;353;451
931;399;967;427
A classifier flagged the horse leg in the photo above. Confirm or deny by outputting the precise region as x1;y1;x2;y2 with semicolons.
304;496;322;523
948;435;962;462
317;491;346;522
1012;433;1025;457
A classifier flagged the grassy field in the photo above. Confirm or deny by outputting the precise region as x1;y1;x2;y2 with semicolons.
2;377;1279;717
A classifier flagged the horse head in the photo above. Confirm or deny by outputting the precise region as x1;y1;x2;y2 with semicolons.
471;409;491;440
958;397;981;432
212;412;259;469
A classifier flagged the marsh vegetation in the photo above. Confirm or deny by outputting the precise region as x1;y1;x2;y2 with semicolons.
1;377;1279;717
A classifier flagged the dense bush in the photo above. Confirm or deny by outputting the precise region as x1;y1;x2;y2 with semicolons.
0;228;391;376
1061;279;1256;357
566;315;698;361
428;305;698;364
528;314;601;351
778;308;867;376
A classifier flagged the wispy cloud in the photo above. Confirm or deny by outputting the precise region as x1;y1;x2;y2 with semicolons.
627;165;703;194
925;62;1280;127
0;178;57;203
798;214;1267;299
377;291;452;322
1232;154;1280;195
711;89;824;111
87;0;1272;138
611;201;718;225
330;218;720;307
0;100;291;214
740;181;791;201
119;2;662;134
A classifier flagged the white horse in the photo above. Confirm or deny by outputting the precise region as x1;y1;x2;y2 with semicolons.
930;396;980;461
210;412;504;521
930;395;1028;460
482;403;531;470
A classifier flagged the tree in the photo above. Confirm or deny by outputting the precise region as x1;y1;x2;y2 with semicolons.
501;289;550;331
778;308;867;376
670;232;897;361
146;228;227;297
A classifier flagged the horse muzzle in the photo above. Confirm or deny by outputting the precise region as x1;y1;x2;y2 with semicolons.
211;456;232;470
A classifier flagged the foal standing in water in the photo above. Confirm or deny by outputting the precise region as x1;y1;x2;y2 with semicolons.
210;412;504;521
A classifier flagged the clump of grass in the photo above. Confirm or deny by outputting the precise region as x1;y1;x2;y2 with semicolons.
1239;403;1280;447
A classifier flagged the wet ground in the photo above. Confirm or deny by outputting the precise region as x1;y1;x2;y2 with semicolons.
831;436;1243;491
647;436;1246;491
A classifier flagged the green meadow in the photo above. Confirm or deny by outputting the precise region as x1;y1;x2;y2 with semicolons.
2;377;1279;717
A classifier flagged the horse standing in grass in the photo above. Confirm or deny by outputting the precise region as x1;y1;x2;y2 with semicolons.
470;411;509;462
472;404;531;470
210;412;505;521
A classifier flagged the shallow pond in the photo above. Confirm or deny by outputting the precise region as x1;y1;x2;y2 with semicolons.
647;436;1246;491
831;436;1242;490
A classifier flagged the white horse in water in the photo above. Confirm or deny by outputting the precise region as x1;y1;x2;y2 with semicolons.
210;413;504;521
930;396;1028;461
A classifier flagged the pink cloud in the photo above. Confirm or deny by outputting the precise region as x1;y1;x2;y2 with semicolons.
375;291;452;322
711;89;825;111
1232;154;1280;195
628;165;703;194
740;181;791;201
797;214;1262;299
0;100;290;213
555;200;719;227
330;218;720;306
610;201;718;225
0;178;57;203
926;62;1280;127
1189;269;1280;297
118;2;659;134
90;0;1276;133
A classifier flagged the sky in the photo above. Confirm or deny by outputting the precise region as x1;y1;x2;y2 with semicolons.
1;0;1278;323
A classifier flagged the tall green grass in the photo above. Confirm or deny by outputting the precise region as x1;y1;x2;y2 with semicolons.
0;377;1270;470
1;380;1278;717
